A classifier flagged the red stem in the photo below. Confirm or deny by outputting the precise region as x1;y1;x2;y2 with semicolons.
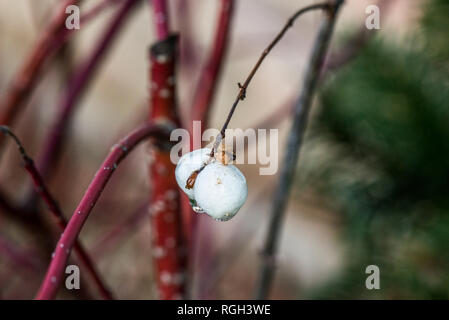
35;122;170;300
189;0;235;129
151;0;170;40
34;0;141;181
148;35;186;299
0;125;113;299
24;160;114;300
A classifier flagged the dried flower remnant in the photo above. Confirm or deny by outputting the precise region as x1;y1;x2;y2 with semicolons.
175;148;213;197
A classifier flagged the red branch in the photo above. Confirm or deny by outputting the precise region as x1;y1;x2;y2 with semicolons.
35;122;170;300
0;0;77;129
190;0;235;129
34;0;141;182
148;35;186;300
151;0;170;40
0;125;113;299
0;0;121;133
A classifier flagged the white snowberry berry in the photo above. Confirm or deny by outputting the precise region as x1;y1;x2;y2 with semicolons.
193;162;248;221
175;148;212;199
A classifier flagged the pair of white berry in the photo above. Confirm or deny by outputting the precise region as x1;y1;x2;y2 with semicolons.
175;148;248;221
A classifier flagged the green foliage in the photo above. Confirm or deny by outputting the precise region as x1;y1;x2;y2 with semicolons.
302;0;449;299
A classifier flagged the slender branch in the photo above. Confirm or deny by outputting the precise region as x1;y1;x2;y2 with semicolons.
0;0;120;135
151;0;170;40
82;0;125;22
209;1;332;156
190;0;235;129
254;0;345;299
35;122;171;299
0;126;113;299
33;0;141;183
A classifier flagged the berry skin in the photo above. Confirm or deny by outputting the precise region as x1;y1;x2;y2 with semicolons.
193;162;248;221
175;148;212;199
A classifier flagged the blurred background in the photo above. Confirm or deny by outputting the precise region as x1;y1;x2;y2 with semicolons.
0;0;448;299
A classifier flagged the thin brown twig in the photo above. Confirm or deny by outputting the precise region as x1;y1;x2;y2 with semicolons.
203;0;394;298
185;2;332;187
210;2;333;155
254;0;345;299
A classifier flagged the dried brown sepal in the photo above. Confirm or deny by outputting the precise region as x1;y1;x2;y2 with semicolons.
185;170;199;190
214;140;235;165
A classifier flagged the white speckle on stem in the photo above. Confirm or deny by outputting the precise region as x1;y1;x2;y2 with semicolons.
165;190;177;200
159;88;170;98
156;54;169;64
160;271;171;285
